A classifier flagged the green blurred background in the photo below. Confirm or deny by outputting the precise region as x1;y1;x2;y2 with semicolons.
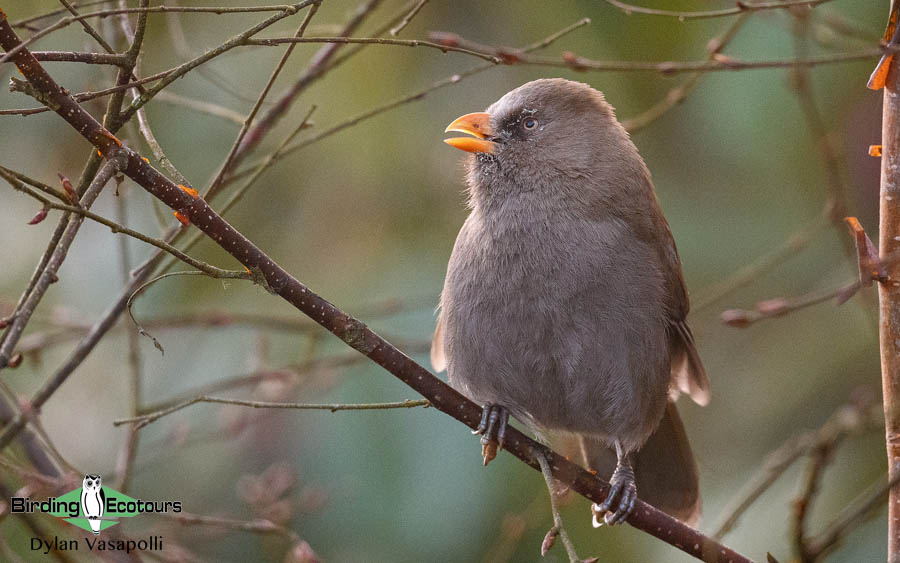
0;0;892;561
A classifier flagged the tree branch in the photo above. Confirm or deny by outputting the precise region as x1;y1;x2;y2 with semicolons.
875;3;900;562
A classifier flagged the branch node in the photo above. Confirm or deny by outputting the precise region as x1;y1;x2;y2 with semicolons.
247;264;277;295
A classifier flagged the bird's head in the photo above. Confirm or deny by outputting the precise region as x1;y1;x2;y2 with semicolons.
444;78;647;209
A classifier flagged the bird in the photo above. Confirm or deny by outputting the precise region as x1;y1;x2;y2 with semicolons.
80;474;105;534
432;78;709;526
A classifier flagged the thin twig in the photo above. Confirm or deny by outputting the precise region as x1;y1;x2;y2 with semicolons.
153;91;247;125
602;0;834;20
112;170;142;494
245;35;505;61
155;511;301;542
221;0;383;189
623;13;749;133
712;433;814;539
126;270;250;354
114;396;431;428
720;279;862;328
232;19;593;176
0;1;306;63
713;391;881;540
805;467;900;559
2;175;239;278
790;11;855;234
694;211;829;312
390;0;428;36
0;160;121;369
535;449;581;562
204;0;321;198
29;50;125;64
119;2;317;124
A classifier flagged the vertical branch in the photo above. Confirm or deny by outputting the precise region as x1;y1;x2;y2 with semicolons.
880;6;900;562
113;190;142;493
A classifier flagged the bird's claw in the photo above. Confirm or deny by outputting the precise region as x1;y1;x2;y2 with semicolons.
472;403;508;466
591;463;636;527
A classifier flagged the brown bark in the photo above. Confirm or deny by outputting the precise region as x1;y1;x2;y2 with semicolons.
883;23;900;563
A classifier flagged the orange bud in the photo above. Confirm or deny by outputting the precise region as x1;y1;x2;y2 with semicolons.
173;210;190;226
178;184;199;199
868;54;893;91
869;145;883;157
100;130;122;147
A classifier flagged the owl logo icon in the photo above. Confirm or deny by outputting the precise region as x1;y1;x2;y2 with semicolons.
80;474;105;534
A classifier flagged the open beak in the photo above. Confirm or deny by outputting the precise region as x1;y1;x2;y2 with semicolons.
444;112;496;154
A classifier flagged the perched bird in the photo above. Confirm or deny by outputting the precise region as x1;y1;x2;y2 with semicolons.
432;78;709;526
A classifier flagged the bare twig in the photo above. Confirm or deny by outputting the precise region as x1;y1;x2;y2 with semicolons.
793;392;881;562
713;390;881;541
713;433;814;539
694;212;829;312
232;19;592;177
720;279;862;328
221;0;383;188
204;0;321;198
790;11;855;233
0;1;306;64
112;175;142;494
126;270;250;354
114;396;431;429
153;91;246;125
29;50;125;64
535;450;581;562
0;160;121;369
2;175;232;276
622;13;750;133
156;511;301;542
602;0;834;20
805;468;900;559
390;0;428;36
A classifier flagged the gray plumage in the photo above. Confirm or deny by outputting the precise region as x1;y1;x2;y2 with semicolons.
432;78;709;523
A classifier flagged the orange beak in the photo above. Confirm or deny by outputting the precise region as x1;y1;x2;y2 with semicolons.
444;112;496;154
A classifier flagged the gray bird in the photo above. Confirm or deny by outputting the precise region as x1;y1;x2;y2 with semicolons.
432;78;709;525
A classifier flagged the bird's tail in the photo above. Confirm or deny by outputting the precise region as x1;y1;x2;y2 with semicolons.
579;402;701;525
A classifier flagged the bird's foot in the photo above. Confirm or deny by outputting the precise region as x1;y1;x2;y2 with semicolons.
472;403;508;466
591;461;636;527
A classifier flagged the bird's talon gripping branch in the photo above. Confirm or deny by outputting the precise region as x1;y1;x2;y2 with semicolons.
592;456;637;527
473;403;508;466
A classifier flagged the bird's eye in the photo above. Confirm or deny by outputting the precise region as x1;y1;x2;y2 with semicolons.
522;117;537;130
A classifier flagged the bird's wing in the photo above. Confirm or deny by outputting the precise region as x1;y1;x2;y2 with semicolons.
669;320;710;406
647;197;710;406
430;314;447;372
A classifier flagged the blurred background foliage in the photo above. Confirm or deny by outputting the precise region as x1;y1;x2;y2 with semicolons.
0;0;893;561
